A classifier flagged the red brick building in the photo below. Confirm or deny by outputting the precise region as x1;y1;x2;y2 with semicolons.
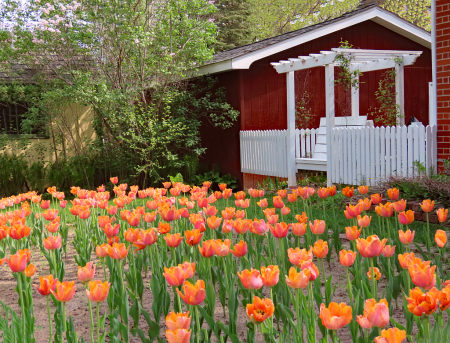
437;0;450;166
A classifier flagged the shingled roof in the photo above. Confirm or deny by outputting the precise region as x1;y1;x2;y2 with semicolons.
201;3;430;71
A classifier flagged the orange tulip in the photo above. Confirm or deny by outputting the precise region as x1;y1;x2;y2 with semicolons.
437;208;448;223
230;240;247;257
319;302;352;330
165;233;184;248
250;219;268;236
184;229;203;246
102;223;120;238
435;229;447;248
106;243;129;259
367;267;381;281
358;198;372;211
198;240;214;258
204;205;218;217
166;312;191;331
210;239;231;257
86;280;110;303
45;220;60;233
309;220;325;235
357;215;371;228
52;281;76;302
222;219;233;234
260;265;279;287
344;204;363;219
8;224;31;240
393;199;407;213
219;183;227;191
356;235;387;258
382;245;396;258
166;329;191;343
96;244;109;258
287;247;313;266
295;212;308;224
291;223;307;236
272;196;284;209
257;198;268;208
179;262;196;279
206;216;222;230
398;252;418;269
77;262;96;284
25;263;36;277
34;275;57;296
43;236;62;250
387;188;399;200
342;187;354;198
158;222;171;235
371;193;382;205
420;199;435;213
375;203;393;217
163;181;171;188
285;267;310;289
313;240;328;258
235;210;246;219
374;327;406;343
281;207;291;216
124;228;140;243
176;280;205;306
143;212;157;223
408;260;436;289
339;250;356;267
398;211;414;225
232;219;251;234
357;299;389;329
40;200;50;209
5;251;28;273
237;269;263;289
246;296;274;324
133;229;158;251
398;229;415;244
287;193;297;203
110;177;118;184
439;285;450;311
406;287;439;316
42;209;59;221
358;185;369;194
299;260;320;281
164;266;189;287
269;222;289;239
317;187;330;199
345;226;361;241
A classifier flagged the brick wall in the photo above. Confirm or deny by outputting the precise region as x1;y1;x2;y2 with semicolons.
437;0;450;166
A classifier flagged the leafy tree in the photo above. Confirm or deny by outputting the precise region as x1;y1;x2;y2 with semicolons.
0;0;239;186
212;0;254;52
381;0;431;31
248;0;359;41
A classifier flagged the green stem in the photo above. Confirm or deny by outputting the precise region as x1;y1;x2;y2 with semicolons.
308;282;316;343
62;302;67;333
296;289;302;343
320;258;327;287
426;213;431;254
195;306;201;343
46;296;52;343
96;302;100;343
17;273;26;336
370;258;377;301
331;330;338;343
346;268;353;307
88;298;94;343
423;315;430;341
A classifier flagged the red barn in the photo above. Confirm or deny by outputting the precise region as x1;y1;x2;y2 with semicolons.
198;4;432;189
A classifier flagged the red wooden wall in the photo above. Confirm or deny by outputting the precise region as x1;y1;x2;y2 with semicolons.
200;20;432;189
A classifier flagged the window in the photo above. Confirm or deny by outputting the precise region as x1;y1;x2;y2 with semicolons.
0;103;44;136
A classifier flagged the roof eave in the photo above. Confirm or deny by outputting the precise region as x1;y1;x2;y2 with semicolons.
197;6;431;76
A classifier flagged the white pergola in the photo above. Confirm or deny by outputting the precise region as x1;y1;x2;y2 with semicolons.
270;48;423;187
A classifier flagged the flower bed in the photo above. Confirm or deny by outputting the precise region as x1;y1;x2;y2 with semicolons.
0;182;448;343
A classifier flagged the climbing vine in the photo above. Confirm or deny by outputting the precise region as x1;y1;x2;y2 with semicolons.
334;40;363;91
370;68;401;126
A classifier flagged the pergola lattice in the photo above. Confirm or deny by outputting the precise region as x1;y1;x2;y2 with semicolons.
270;48;423;187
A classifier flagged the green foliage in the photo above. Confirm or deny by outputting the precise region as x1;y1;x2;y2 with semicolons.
335;41;363;91
371;68;400;126
381;0;431;31
212;0;254;52
168;173;184;184
194;170;238;189
0;154;27;197
248;0;359;41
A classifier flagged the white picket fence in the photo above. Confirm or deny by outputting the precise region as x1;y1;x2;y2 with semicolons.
239;130;288;177
330;125;438;185
240;125;438;185
295;128;319;158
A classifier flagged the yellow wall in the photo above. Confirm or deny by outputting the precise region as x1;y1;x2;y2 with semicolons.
0;103;95;165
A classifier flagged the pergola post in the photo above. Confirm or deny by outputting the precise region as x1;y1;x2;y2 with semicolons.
351;66;359;117
325;64;335;187
395;56;405;125
286;71;297;188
